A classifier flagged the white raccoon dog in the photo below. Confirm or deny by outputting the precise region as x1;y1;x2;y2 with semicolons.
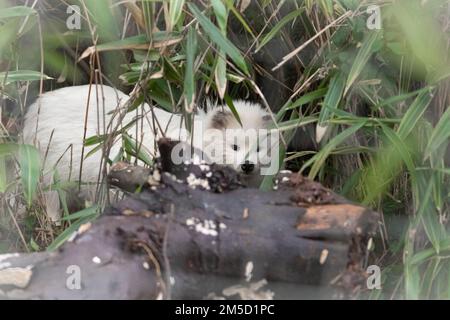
23;85;275;189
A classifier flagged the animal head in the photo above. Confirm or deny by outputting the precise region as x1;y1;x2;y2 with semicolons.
201;100;275;184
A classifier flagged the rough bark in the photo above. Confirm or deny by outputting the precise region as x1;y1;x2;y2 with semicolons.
0;139;379;300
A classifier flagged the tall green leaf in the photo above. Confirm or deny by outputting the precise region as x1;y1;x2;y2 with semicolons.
223;0;257;40
0;6;37;20
18;145;41;206
0;143;41;206
302;121;366;179
212;0;229;99
0;70;52;85
416;173;444;253
397;90;433;139
47;213;98;252
184;26;197;112
379;123;416;177
0;155;8;193
424;107;450;159
256;8;304;52
318;72;346;126
188;3;250;76
169;0;185;28
344;31;380;95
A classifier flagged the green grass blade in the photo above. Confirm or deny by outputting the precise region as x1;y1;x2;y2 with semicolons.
169;0;185;28
215;52;227;99
0;70;52;84
46;214;98;252
212;0;228;31
256;8;303;52
344;31;381;95
372;86;431;110
0;155;8;193
183;26;197;112
259;143;286;192
188;3;250;76
18;144;41;207
284;88;327;111
0;5;36;20
397;90;433;139
419;183;441;253
404;262;421;299
122;133;154;166
276;116;317;132
224;95;242;127
379;123;416;176
60;205;99;222
0;143;41;206
223;0;257;40
424;107;450;159
79;33;182;60
212;0;229;99
302;121;366;179
318;72;346;126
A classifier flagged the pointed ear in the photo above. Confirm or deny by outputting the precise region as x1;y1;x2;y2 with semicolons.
262;114;273;128
208;109;232;130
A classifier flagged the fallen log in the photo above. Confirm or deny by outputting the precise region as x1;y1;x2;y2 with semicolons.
0;139;379;299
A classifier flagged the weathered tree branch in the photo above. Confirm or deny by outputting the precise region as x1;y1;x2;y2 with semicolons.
0;139;379;300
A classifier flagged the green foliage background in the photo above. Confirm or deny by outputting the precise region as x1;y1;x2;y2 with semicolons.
0;0;449;299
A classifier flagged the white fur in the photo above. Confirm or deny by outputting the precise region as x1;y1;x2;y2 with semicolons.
23;85;271;186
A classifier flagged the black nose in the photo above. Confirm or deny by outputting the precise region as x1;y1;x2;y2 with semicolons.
240;161;255;174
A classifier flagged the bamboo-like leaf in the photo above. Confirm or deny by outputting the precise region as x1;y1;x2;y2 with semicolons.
0;6;36;20
60;205;99;222
212;0;227;31
379;123;416;177
122;133;153;166
0;155;8;192
372;86;431;110
0;70;52;84
417;176;442;254
283;88;328;111
0;18;20;57
47;214;97;251
319;0;334;16
223;0;257;40
224;95;242;127
302;121;366;179
169;0;185;28
404;262;421;299
184;27;197;113
0;143;19;156
344;31;380;95
215;53;227;99
259;144;285;192
276;116;317;132
397;90;433;139
275;88;326;122
30;238;40;251
256;8;303;52
79;33;182;60
18;145;41;206
0;143;41;206
318;72;346;125
212;0;229;99
411;238;450;265
188;3;250;76
424;107;450;159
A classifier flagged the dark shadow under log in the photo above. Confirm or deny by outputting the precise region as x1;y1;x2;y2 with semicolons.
0;139;380;300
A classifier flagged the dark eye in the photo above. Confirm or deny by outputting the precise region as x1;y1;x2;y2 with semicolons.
231;144;239;151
